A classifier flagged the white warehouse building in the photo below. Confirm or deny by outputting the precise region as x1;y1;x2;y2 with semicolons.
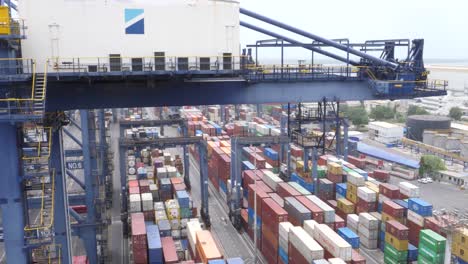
368;121;404;144
19;0;240;71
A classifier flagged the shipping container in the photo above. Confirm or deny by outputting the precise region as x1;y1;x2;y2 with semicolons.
386;220;409;240
379;183;400;199
408;198;433;217
357;187;377;202
419;229;446;253
261;198;288;234
313;224;352;261
284;197;311;226
147;225;163;264
385;232;408;251
289;226;325;261
337;198;355;214
351;249;366;264
398;182;420;198
337;227;360;249
196;230;223;263
296;196;325;223
307;195;335;223
382;200;405;219
277;182;302;197
161;237;178;264
384;243;408;262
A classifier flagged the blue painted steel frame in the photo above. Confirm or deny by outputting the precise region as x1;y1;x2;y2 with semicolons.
0;124;28;264
79;110;98;263
51;129;72;264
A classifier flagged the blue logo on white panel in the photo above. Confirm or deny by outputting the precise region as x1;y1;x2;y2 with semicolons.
125;9;144;34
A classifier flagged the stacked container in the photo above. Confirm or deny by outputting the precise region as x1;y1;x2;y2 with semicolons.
284;196;311;226
407;198;433;246
384;220;409;263
279;222;294;264
313;224;352;261
131;213;148;264
358;213;378;249
452;228;468;264
147;225;163;264
346;214;359;234
337;227;360;249
261;198;288;264
356;186;377;214
196;230;223;263
418;229;446;263
288;226;324;263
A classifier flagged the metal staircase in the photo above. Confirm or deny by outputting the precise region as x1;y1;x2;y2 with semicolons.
21;125;61;263
33;72;47;115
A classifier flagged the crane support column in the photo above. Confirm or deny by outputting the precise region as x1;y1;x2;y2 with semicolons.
0;124;28;264
80;110;98;263
51;129;72;264
335;102;341;157
343;120;349;161
98;109;107;184
220;105;226;123
303;148;309;173
312;147;319;194
182;126;191;189
256;104;262;118
198;143;210;227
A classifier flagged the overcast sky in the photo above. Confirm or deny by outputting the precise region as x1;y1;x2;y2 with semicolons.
239;0;468;62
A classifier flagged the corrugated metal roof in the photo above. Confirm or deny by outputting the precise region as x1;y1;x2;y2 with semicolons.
357;142;420;169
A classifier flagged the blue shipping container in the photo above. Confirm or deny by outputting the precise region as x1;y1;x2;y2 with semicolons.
354;168;368;180
146;225;163;264
279;246;288;264
219;179;227;194
264;148;279;161
227;258;245;264
408;243;418;262
338;227;360;249
242;161;255;171
208;260;226;264
336;183;347;197
291;173;315;193
176;190;191;208
378;202;383;213
408;198;433;217
457;256;468;264
393;199;409;217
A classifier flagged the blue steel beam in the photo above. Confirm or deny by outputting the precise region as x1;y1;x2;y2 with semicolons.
66;170;86;190
43;79;446;111
69;208;84;223
68;118;81;131
62;128;83;148
343;120;349;161
97;109;107;184
240;8;399;69
51;129;72;264
0;124;28;264
79;110;98;263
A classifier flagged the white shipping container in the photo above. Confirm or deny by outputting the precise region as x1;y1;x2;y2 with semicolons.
407;210;425;227
157;167;167;178
346;214;359;229
357;224;379;240
289;226;324;261
129;194;141;212
167;166;178;178
263;171;283;191
306;195;335;223
149;184;158;198
347;172;365;186
154;210;168;224
128;174;137;181
154;202;165;211
279;222;294;253
399;182;420;198
187;220;202;253
313;224;352;261
378;194;391;204
170;219;181;230
171;229;181;239
328;258;347;264
357;187;377;202
359;236;378;249
358;213;379;230
141;193;154;211
303;220;319;237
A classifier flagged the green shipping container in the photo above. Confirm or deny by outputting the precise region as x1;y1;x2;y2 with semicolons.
418;243;445;264
384;243;408;261
417;254;435;264
419;229;446;253
317;166;327;178
384;254;407;264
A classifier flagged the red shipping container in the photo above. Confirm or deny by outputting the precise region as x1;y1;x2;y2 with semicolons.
129;180;139;188
296;196;325;223
334;214;346;231
241;209;249;231
276;182;301;197
382;200;405;219
327;172;343;183
288;241;309;264
255;181;274;194
327;200;338;210
379;183;400;199
407;219;423;246
261;198;288;234
71;205;87;214
351;249;366;264
290;146;304;158
424;217;446;237
161;237;178;264
129;186;140;194
170;177;183;185
373;170;390;182
262;226;279;264
143;210;155;222
173;183;186;192
347;155;366;169
356;198;377;213
72;256;89;264
248;184;270;216
248;153;266;169
269;192;284;207
242;170;263;188
386;220;409;240
318;155;328;166
324;248;334;260
218;154;231;181
131;213;148;264
140;186;150;193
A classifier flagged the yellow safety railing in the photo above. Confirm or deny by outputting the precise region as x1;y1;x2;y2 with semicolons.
48;244;61;264
22;127;52;160
24;169;55;232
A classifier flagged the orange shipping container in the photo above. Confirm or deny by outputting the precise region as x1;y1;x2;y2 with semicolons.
220;141;231;148
195;230;223;263
220;147;231;155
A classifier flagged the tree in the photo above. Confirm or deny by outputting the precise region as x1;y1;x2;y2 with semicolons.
407;105;429;116
419;155;446;178
370;105;395;120
344;106;369;127
449;107;463;121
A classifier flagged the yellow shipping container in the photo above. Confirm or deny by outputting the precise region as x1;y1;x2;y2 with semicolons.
385;232;409;251
327;162;343;175
381;212;396;223
337;198;355;214
346;191;358;204
452;242;468;262
347;183;358;195
454;228;468;250
0;7;11;35
365;181;379;193
296;160;304;171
